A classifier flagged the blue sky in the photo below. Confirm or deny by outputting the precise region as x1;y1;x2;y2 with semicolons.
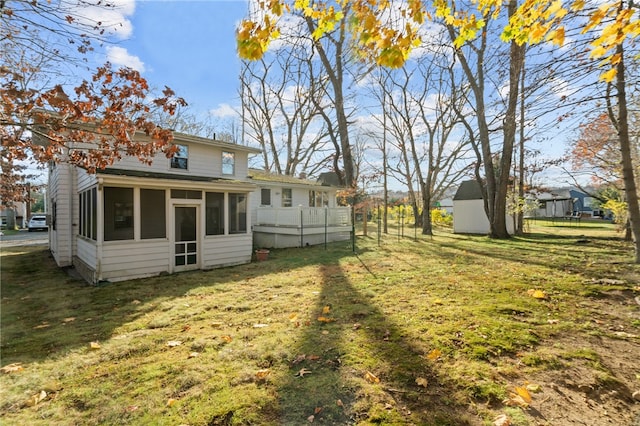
105;0;249;118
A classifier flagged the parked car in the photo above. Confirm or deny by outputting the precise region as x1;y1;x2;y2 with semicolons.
28;214;48;232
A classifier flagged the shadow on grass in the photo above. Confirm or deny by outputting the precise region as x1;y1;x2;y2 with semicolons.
275;260;476;425
0;245;345;366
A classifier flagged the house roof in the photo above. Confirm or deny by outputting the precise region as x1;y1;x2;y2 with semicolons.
171;132;262;154
453;180;484;201
98;168;247;184
248;169;338;189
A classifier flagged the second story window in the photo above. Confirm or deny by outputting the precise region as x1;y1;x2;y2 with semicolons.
261;188;271;206
282;188;292;207
222;151;235;175
170;144;188;170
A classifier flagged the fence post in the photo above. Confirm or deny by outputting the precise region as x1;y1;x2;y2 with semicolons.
300;207;304;248
324;206;328;250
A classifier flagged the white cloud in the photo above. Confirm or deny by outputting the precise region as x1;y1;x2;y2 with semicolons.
63;0;136;39
106;46;145;72
209;103;238;118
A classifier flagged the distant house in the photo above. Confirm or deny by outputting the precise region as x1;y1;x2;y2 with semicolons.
534;188;602;218
452;180;515;235
248;169;351;249
0;202;28;229
46;131;261;284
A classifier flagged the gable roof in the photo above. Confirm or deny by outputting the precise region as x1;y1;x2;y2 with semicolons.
453;180;484;201
171;132;262;154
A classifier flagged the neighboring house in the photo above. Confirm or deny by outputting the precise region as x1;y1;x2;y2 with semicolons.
47;132;261;284
248;169;351;249
452;180;515;235
534;187;601;218
0;202;27;229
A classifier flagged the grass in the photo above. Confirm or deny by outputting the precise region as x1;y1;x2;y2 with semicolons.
1;221;639;425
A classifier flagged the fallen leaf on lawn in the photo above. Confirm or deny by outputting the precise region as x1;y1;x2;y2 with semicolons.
321;330;329;335
493;413;512;426
426;349;442;360
25;390;47;407
353;323;361;330
307;414;315;423
253;323;269;328
221;335;232;343
314;406;323;414
62;317;76;323
181;325;191;332
296;368;312;377
503;392;530;408
256;369;271;379
289;313;298;322
515;386;532;403
166;340;182;347
364;371;380;383
317;316;334;323
322;305;331;314
527;289;547;299
1;363;24;374
126;405;139;412
89;341;101;349
188;352;200;358
166;398;177;407
131;299;142;305
547;319;559;324
526;383;542;393
292;354;306;365
433;298;443;305
33;323;50;329
336;399;344;407
307;355;320;361
415;377;428;387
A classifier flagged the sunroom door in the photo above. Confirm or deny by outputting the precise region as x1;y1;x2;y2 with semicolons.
174;206;199;271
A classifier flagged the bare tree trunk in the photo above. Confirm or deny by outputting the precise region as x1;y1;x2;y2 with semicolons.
613;43;640;262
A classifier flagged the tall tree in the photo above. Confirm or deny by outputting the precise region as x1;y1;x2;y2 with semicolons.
1;1;185;205
239;24;332;177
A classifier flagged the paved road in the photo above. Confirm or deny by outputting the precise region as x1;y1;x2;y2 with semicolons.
0;231;49;248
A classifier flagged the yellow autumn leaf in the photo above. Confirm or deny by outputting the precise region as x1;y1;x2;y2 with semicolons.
322;305;331;314
221;335;233;343
364;371;380;383
166;398;177;407
515;386;532;403
527;289;547;299
256;368;271;379
546;27;565;46
426;348;442;360
289;313;299;322
415;377;428;387
600;67;617;83
89;341;101;349
317;316;334;323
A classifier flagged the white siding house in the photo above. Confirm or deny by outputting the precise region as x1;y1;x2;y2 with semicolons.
453;180;515;235
47;132;260;284
248;169;352;248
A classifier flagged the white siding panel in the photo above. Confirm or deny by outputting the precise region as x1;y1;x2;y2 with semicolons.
49;164;74;266
100;241;170;281
202;234;252;268
77;169;98;191
76;238;97;269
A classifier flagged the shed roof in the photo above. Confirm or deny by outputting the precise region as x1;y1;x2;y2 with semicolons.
453;180;484;201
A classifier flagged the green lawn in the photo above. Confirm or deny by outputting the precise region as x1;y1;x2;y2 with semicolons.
1;222;639;425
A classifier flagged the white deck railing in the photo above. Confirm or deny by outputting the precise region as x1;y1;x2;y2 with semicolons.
256;206;352;228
